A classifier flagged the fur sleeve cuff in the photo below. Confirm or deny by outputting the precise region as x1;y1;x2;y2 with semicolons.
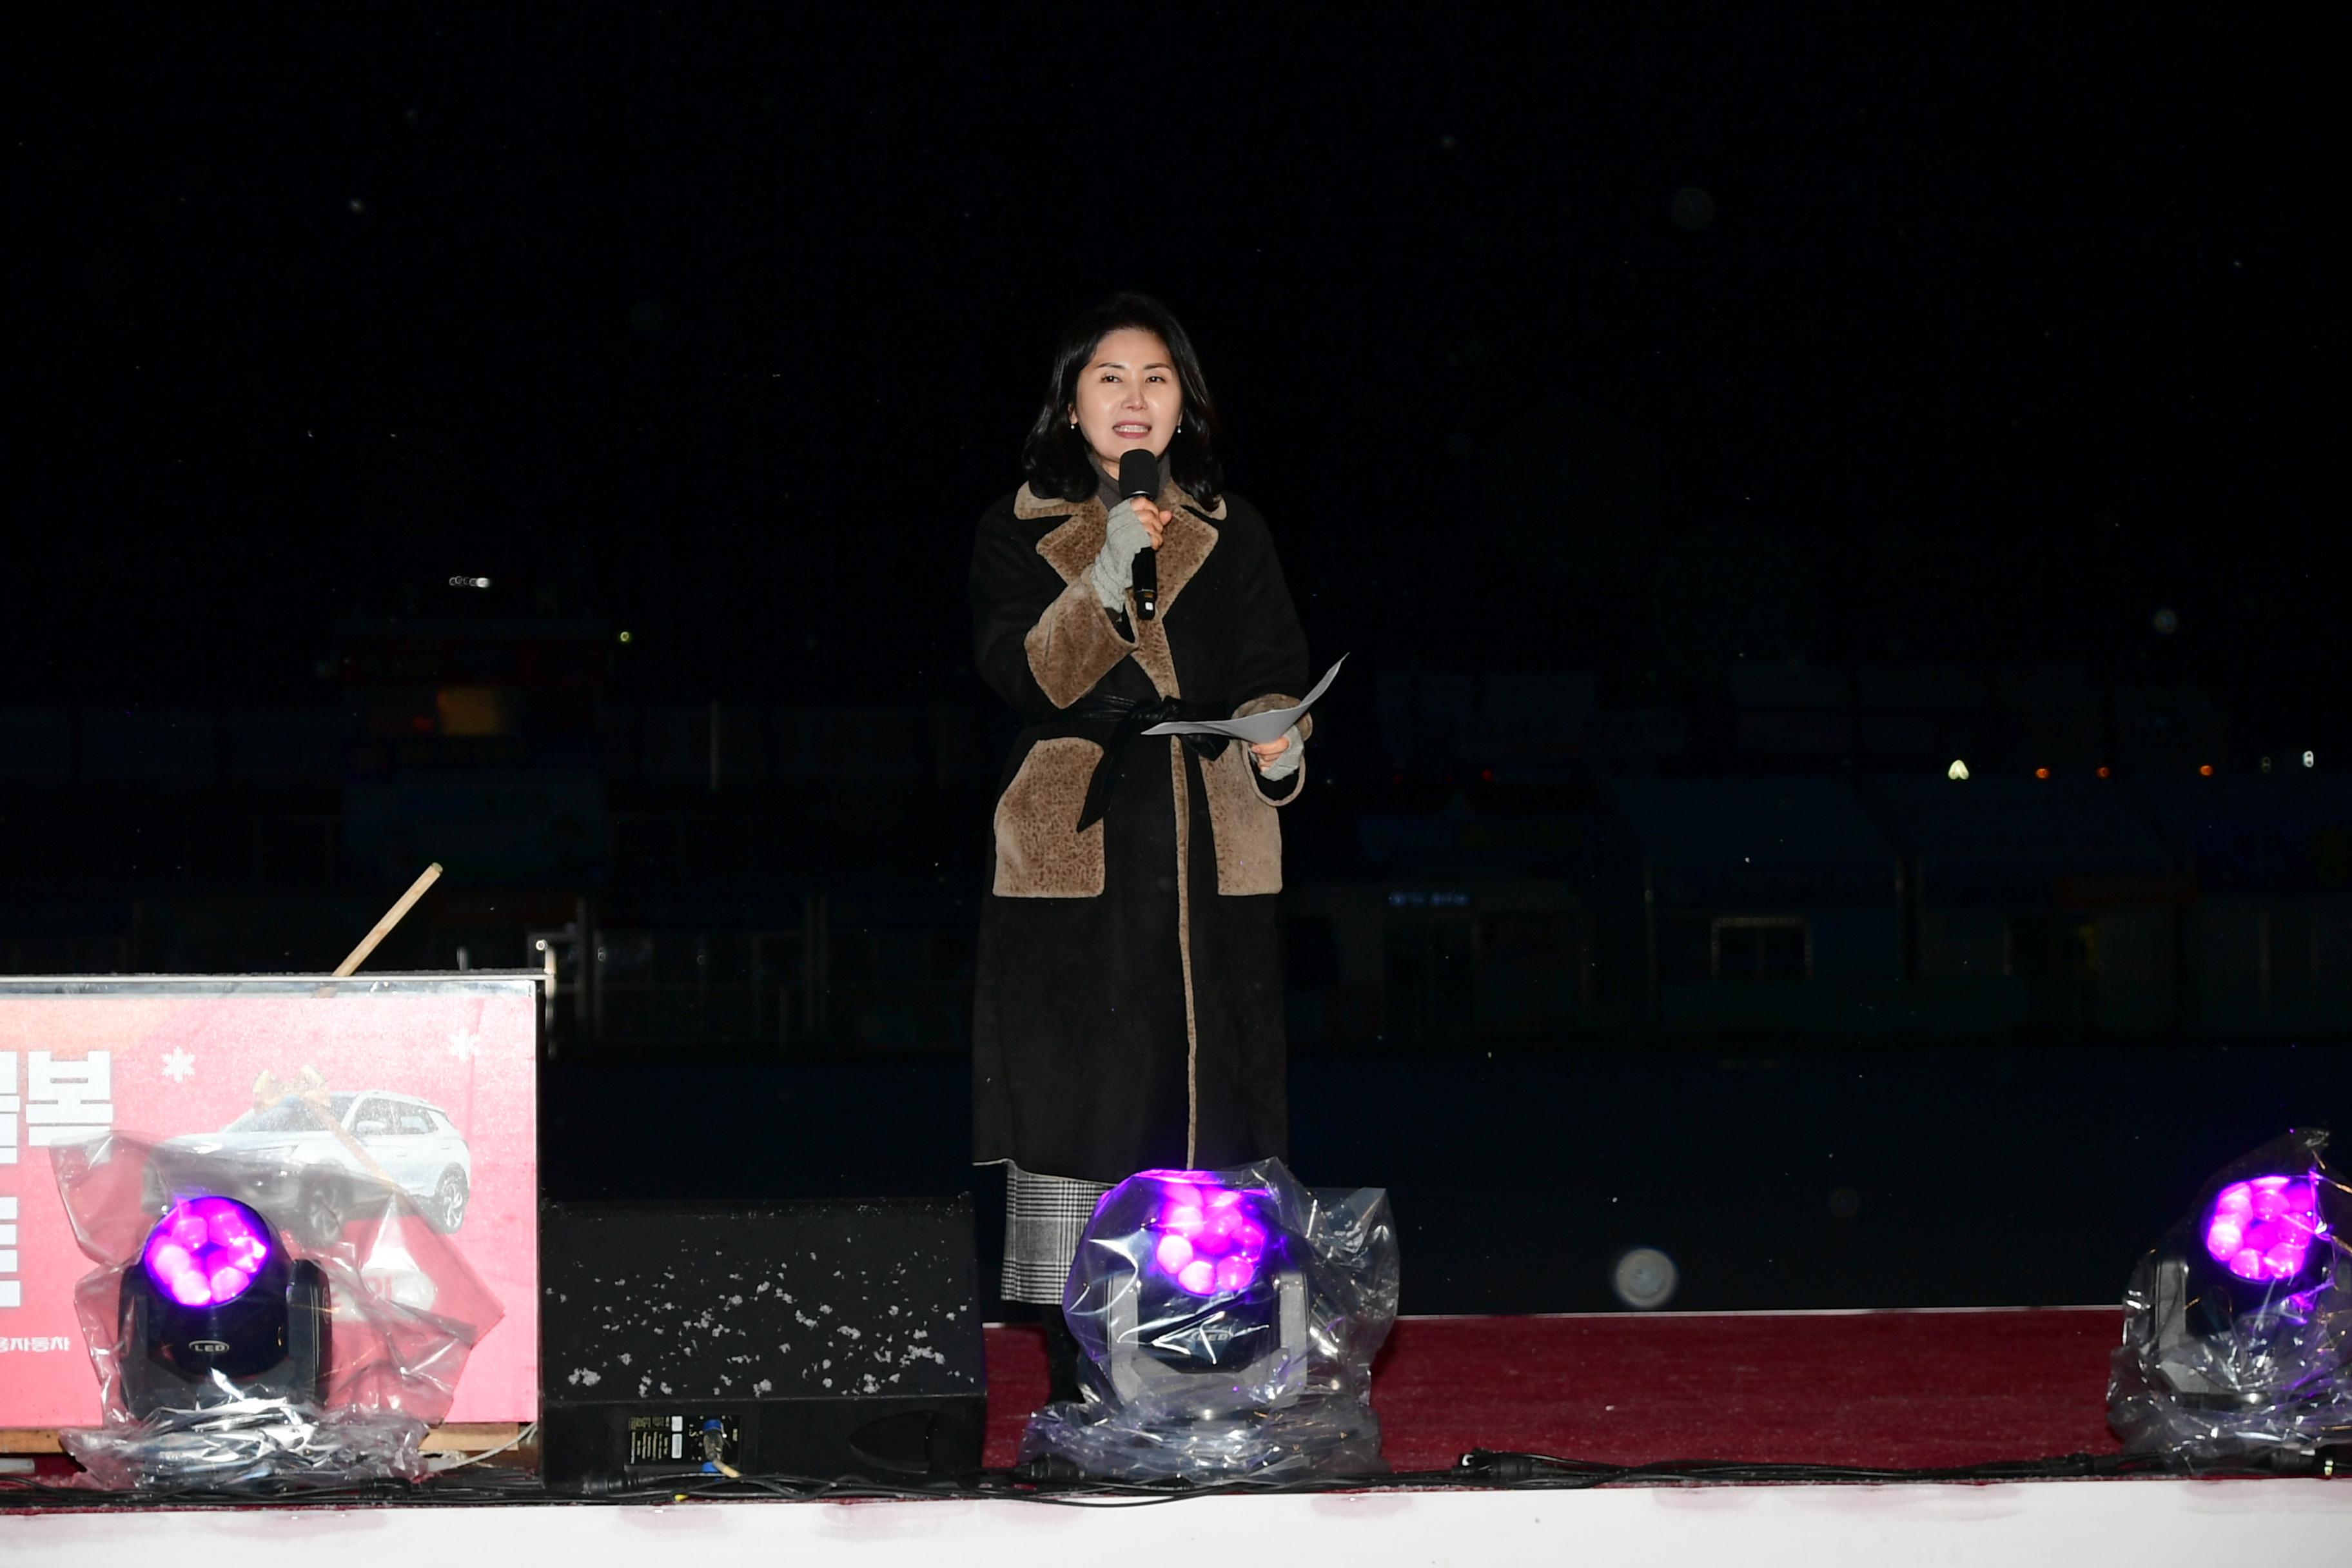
1024;579;1138;709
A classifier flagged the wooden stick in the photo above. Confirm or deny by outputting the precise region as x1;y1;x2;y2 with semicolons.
5;1420;529;1456
330;862;444;978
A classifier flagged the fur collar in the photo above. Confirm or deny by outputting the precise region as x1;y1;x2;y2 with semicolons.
1012;480;1230;524
1018;481;1224;616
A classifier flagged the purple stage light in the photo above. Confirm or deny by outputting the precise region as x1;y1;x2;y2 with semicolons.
1137;1170;1273;1297
140;1197;274;1308
2203;1176;2329;1284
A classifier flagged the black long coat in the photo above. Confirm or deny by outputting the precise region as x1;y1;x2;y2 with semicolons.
969;478;1311;1184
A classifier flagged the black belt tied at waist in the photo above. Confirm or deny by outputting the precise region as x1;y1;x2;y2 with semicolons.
1065;694;1231;832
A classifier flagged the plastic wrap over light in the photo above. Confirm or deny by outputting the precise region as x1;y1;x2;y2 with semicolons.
2108;1128;2351;1465
47;1132;504;1490
1019;1158;1399;1480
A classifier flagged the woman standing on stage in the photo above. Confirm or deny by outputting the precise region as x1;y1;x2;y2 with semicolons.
969;293;1313;1399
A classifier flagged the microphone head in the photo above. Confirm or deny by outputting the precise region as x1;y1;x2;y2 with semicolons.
1117;449;1159;502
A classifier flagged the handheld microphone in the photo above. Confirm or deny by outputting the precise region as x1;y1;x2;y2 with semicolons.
1118;449;1159;620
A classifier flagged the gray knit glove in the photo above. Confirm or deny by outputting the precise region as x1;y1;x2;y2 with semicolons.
1088;500;1153;611
1255;725;1306;781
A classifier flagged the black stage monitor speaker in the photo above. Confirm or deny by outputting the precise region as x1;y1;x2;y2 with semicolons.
539;1195;987;1492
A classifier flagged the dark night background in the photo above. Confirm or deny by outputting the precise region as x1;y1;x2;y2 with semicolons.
10;10;2347;1316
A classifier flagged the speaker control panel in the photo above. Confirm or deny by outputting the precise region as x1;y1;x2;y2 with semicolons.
625;1413;742;1474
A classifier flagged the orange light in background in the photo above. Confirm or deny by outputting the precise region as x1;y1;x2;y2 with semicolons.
2199;764;2215;776
436;685;515;738
2097;766;2112;779
2034;767;2051;780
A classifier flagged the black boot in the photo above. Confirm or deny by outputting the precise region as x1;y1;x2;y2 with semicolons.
1041;1306;1084;1406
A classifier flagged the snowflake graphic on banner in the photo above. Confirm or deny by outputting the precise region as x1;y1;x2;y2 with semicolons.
161;1048;196;1084
447;1028;480;1064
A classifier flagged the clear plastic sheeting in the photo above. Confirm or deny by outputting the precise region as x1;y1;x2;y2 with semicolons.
60;1400;432;1493
1020;1158;1398;1480
2109;1127;2351;1466
48;1132;504;1490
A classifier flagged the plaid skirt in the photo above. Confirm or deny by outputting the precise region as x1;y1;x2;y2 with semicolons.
1000;1162;1115;1304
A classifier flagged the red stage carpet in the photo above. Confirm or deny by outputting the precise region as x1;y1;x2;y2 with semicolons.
981;1306;2126;1471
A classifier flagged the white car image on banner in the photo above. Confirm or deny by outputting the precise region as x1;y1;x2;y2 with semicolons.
159;1089;475;1231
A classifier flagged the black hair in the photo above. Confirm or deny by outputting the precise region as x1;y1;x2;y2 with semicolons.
1019;291;1224;507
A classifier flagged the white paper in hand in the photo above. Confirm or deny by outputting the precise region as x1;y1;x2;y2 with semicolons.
1141;654;1349;744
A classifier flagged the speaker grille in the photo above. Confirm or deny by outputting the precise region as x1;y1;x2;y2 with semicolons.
540;1197;984;1407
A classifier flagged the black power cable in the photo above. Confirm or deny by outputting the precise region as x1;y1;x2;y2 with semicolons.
2;1442;2342;1509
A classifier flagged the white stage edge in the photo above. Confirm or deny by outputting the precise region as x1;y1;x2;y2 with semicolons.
8;1480;2349;1566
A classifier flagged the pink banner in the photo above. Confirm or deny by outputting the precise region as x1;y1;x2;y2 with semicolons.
0;976;538;1426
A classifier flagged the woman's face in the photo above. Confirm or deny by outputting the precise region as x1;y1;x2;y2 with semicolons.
1068;328;1183;477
